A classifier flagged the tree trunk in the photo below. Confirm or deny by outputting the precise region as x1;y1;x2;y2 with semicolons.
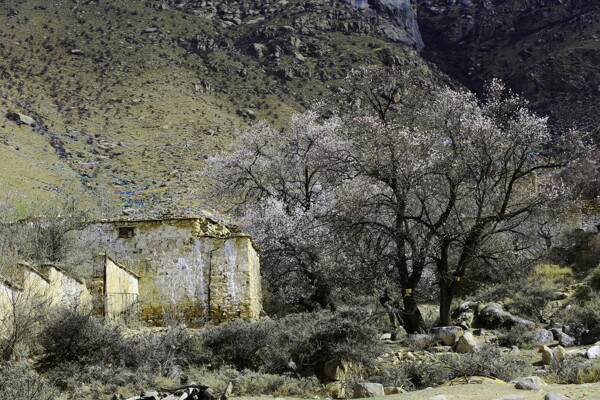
400;293;425;333
439;281;454;326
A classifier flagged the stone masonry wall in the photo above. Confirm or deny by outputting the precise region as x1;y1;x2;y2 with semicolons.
82;217;261;326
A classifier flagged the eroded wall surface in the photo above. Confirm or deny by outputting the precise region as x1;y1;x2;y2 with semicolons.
41;265;93;309
104;256;139;323
82;218;261;326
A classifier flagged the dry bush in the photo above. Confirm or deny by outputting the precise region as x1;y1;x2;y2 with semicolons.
391;344;531;390
0;361;57;400
188;366;324;397
0;285;50;361
547;357;600;384
200;310;383;374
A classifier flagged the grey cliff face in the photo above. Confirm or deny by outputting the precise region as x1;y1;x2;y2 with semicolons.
342;0;424;49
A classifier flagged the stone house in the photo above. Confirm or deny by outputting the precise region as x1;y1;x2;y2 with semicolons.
82;215;262;326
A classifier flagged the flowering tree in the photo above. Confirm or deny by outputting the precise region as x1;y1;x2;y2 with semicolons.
204;68;592;332
341;72;590;330
203;111;361;311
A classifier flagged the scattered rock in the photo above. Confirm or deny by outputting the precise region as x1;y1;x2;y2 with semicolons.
567;348;587;358
429;345;453;353
455;331;479;353
494;395;525;400
533;329;554;344
352;382;384;398
430;326;463;346
143;27;159;33
428;395;450;400
384;387;407;395
511;376;546;391
326;381;345;399
587;345;600;359
554;345;567;360
544;393;567;400
70;49;84;55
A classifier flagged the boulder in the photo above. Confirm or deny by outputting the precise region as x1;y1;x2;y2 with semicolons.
475;303;534;329
408;333;435;347
430;326;463;346
557;332;576;347
554;345;567;361
455;331;479;353
545;394;567;400
324;360;352;381
587;345;600;359
511;376;546;391
352;383;384;398
539;345;554;364
5;112;36;127
384;387;407;395
514;381;541;390
533;329;554;344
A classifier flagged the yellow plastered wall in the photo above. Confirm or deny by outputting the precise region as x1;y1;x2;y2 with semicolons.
82;217;262;326
0;277;23;339
209;236;262;322
40;265;93;310
104;256;139;323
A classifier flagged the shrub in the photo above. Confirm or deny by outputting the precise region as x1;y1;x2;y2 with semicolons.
283;309;383;370
39;307;124;368
189;366;325;397
496;325;535;348
200;310;383;374
0;361;57;400
123;326;197;375
547;357;600;384
394;344;531;390
200;319;283;371
553;294;600;344
585;266;600;291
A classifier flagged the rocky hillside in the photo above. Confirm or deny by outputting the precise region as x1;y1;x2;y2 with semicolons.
0;0;597;215
0;0;431;215
417;0;600;131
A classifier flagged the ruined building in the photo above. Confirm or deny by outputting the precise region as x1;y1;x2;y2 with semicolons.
1;215;262;327
82;215;262;326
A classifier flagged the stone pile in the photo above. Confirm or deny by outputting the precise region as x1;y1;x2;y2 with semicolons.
113;382;231;400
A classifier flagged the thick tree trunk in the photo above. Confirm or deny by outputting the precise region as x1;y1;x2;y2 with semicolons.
439;282;453;326
400;293;425;334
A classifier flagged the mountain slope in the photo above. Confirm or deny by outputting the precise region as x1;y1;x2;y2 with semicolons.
0;0;428;215
417;0;600;131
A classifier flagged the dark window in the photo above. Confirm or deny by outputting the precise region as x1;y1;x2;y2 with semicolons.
118;227;134;238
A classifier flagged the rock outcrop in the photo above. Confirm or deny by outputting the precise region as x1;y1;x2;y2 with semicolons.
342;0;423;48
